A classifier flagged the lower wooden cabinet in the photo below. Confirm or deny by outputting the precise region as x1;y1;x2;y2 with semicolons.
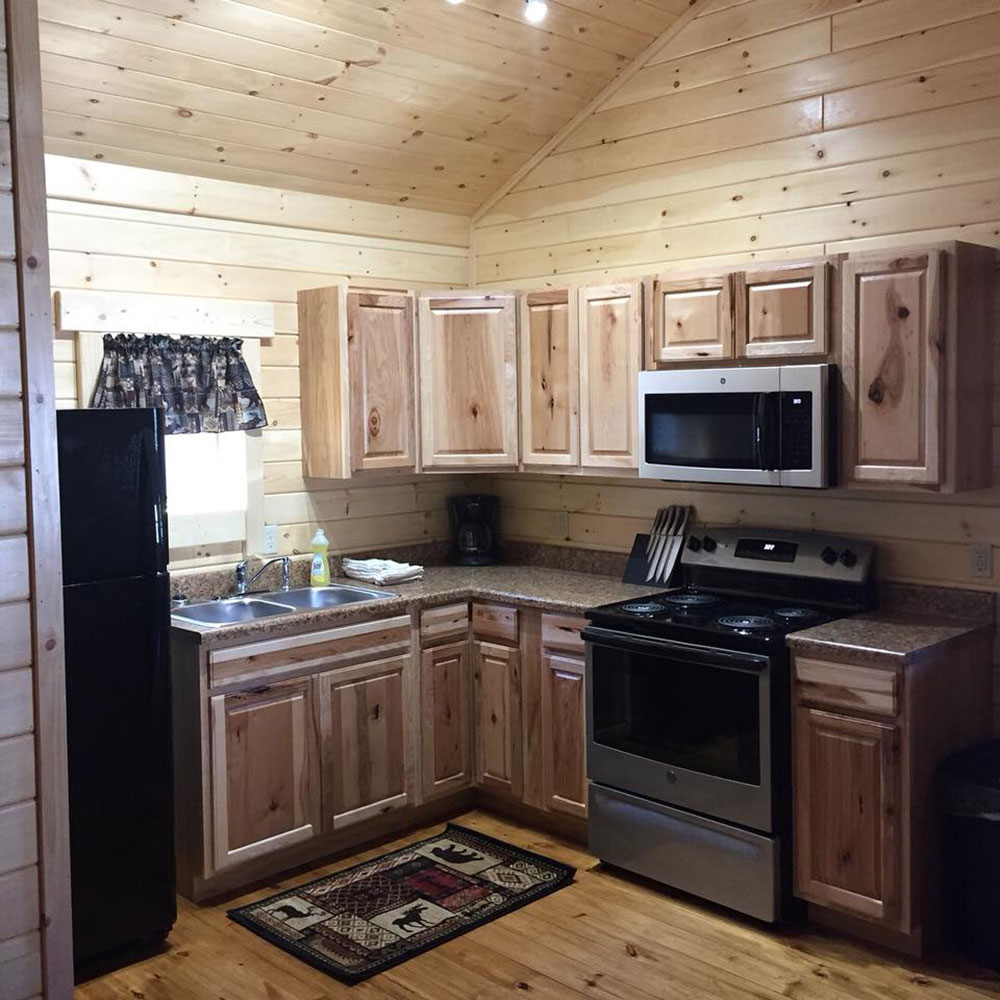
473;639;522;798
420;640;473;801
209;676;321;872
540;649;587;818
794;706;901;926
318;654;411;831
791;637;993;953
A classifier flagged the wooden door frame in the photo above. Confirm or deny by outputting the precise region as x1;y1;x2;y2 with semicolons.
6;0;74;993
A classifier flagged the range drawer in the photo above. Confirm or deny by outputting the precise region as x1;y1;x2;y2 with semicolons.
794;656;899;717
589;784;782;923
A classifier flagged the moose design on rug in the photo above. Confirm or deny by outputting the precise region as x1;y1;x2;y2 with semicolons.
370;898;454;940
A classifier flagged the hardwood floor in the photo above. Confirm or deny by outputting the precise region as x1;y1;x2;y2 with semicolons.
75;810;1000;1000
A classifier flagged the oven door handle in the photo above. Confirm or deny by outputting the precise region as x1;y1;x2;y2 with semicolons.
582;626;771;673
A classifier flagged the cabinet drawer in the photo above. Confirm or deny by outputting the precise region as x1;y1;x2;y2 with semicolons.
208;616;411;688
794;657;899;717
472;603;518;644
419;602;470;645
540;613;586;655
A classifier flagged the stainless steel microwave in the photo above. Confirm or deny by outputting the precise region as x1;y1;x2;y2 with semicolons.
638;364;833;488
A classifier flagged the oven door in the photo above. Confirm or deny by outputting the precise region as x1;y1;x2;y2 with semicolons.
584;626;774;833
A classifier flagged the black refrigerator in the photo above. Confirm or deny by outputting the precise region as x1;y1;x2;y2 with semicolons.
57;408;176;972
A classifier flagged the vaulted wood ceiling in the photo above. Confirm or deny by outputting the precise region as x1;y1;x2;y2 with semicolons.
37;0;691;215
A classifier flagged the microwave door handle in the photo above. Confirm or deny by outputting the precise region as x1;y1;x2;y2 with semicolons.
753;394;767;470
754;393;781;471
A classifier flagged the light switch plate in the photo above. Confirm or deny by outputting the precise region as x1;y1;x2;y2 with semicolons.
970;542;993;580
264;524;279;555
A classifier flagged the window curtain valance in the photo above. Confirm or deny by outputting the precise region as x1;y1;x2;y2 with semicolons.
90;333;268;434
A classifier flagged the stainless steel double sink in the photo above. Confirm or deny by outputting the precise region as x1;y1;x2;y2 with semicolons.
171;584;396;627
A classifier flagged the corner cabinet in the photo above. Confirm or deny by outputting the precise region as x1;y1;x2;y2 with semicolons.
840;243;995;492
418;291;519;469
298;286;417;478
579;282;642;469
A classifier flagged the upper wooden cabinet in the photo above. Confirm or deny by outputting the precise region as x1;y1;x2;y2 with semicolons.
418;291;519;469
646;260;832;368
519;289;579;467
736;263;828;359
298;286;418;479
347;292;418;474
579;282;642;469
649;273;734;364
841;242;995;492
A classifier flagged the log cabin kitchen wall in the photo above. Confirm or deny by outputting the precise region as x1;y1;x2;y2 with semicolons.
469;0;1000;716
45;155;472;568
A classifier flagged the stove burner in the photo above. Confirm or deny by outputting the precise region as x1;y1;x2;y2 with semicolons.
621;601;667;615
663;593;722;607
774;607;821;620
717;615;776;631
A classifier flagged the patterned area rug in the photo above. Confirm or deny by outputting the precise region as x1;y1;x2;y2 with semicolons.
228;823;576;984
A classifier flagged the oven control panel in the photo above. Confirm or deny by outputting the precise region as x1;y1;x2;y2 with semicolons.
682;526;874;584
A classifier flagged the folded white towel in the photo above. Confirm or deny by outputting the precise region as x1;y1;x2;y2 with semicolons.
342;557;424;587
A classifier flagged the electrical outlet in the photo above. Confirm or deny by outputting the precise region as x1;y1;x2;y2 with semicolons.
556;510;570;538
263;524;279;555
970;542;993;580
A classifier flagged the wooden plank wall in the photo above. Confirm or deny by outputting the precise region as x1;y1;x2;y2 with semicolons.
45;154;470;564
2;0;74;995
471;0;1000;587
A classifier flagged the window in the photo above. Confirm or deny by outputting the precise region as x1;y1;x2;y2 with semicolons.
164;432;249;551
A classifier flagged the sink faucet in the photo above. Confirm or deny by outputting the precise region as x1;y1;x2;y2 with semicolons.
234;556;291;596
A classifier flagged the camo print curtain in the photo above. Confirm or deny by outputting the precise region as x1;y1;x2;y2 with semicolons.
89;333;268;434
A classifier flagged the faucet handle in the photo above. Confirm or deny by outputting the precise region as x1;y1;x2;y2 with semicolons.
281;556;291;591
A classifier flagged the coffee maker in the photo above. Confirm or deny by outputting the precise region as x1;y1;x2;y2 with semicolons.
448;494;499;566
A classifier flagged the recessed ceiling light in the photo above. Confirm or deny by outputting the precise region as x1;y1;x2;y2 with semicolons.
445;0;465;5
524;0;548;24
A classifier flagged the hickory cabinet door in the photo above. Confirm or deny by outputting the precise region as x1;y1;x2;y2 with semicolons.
347;291;417;473
736;263;828;358
318;654;411;831
420;640;473;800
418;292;518;469
209;677;321;872
579;282;642;469
519;289;580;467
794;706;903;928
649;273;734;364
540;650;587;818
841;251;944;486
473;639;522;798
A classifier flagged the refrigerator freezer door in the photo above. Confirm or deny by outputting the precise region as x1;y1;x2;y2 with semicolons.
57;408;168;584
64;573;175;966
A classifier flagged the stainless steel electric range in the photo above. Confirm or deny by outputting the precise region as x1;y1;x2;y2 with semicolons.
584;526;875;924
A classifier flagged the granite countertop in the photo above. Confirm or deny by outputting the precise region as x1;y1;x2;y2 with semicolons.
171;565;661;648
786;612;993;666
